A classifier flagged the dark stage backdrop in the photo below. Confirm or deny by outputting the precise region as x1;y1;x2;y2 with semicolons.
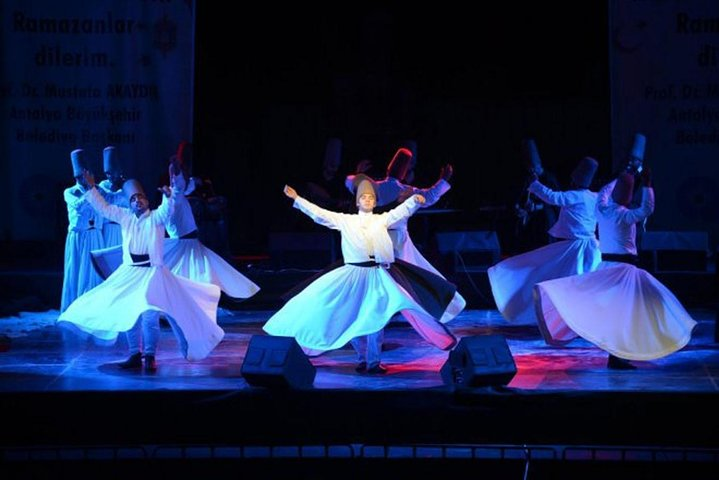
24;3;718;262
193;3;613;255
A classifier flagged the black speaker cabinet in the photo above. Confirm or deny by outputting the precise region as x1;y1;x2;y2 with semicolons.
241;335;316;389
440;335;517;388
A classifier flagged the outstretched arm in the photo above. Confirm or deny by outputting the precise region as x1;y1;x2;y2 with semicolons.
155;166;179;224
617;187;655;224
285;184;344;230
404;165;452;207
64;186;88;210
596;179;617;216
528;180;579;206
82;170;126;223
385;194;425;228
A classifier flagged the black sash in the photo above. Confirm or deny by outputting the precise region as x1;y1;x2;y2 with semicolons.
180;230;199;239
130;253;151;267
601;253;639;266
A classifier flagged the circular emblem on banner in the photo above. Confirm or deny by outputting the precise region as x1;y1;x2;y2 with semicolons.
676;176;718;222
153;14;177;56
19;174;57;217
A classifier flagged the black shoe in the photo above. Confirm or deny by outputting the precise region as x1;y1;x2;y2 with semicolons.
117;352;142;369
607;354;636;370
144;355;157;372
355;361;367;373
366;363;388;375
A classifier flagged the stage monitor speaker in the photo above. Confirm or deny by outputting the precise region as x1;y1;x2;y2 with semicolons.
435;231;500;272
241;335;316;389
440;335;516;388
640;230;708;272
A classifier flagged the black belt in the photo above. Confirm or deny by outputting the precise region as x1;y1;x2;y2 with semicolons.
180;230;199;239
347;261;388;268
107;221;119;225
347;255;390;268
601;253;639;265
130;253;151;267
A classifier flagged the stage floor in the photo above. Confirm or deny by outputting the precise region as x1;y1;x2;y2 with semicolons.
0;308;717;393
2;307;719;479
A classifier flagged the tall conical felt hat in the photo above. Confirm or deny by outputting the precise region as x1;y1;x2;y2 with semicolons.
103;146;121;173
324;137;342;167
176;140;192;166
571;157;599;189
630;133;646;160
122;178;146;201
612;172;634;206
70;149;87;177
351;173;377;202
386;148;413;180
168;154;182;176
170;141;193;182
168;153;189;193
402;139;417;162
522;138;541;169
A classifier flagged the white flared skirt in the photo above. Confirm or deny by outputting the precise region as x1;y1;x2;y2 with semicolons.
533;261;697;360
164;238;260;299
488;238;600;325
391;228;466;323
61;229;105;312
58;264;223;360
263;264;456;354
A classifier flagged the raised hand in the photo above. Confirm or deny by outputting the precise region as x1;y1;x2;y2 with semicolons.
415;194;426;205
640;166;652;188
158;185;172;198
284;184;298;199
81;169;95;189
171;166;187;192
440;164;453;182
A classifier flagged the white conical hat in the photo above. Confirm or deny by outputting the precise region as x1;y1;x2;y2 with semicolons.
122;178;145;200
324;137;342;168
70;149;87;177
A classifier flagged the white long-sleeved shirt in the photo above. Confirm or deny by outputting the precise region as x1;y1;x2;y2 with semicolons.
98;180;129;210
596;180;655;255
166;193;198;238
528;180;598;240
64;184;104;232
293;194;423;264
85;186;177;266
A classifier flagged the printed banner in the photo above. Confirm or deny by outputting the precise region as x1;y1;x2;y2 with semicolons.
1;0;195;240
610;0;719;251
